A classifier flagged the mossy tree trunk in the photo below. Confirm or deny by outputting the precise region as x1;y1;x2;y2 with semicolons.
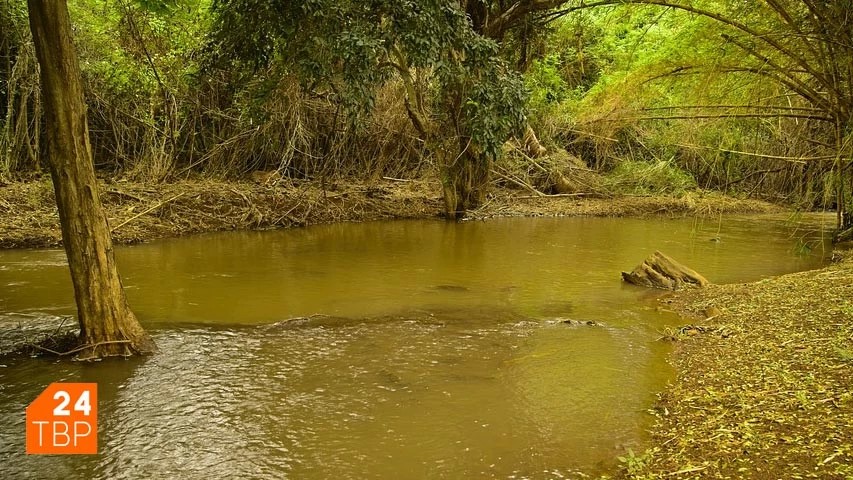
26;0;155;358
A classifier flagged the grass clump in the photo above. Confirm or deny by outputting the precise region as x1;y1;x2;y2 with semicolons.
604;159;697;196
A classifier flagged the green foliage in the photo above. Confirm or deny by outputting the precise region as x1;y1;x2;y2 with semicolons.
439;35;527;160
618;447;657;478
71;0;209;93
5;0;849;213
135;0;179;14
209;0;527;161
521;0;853;208
526;54;569;112
210;0;442;109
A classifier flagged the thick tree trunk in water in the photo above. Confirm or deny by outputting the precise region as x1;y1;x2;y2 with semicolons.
27;0;154;358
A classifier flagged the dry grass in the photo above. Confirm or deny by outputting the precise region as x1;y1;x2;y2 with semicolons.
0;175;782;249
469;189;781;220
0;176;443;248
622;254;853;479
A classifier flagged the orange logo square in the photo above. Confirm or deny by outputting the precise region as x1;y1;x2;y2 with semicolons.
26;383;98;454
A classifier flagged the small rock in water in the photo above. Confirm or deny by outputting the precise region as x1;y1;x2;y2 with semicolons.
556;318;601;327
433;285;469;292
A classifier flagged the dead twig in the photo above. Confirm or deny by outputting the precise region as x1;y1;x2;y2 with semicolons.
51;316;71;338
30;339;133;357
517;193;593;199
664;465;708;476
229;187;264;225
491;167;545;197
111;192;185;232
676;143;834;162
229;187;253;206
103;189;147;203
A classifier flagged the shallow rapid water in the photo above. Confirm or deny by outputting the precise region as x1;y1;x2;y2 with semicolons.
0;214;833;478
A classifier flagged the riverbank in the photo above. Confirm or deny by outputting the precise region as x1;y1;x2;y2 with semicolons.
0;176;781;249
625;251;853;479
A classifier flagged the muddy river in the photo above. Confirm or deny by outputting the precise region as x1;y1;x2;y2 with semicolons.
0;214;833;478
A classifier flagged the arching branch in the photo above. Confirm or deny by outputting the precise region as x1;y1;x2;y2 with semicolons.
545;0;839;97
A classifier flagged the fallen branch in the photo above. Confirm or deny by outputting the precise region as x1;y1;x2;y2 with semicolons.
723;168;786;188
491;168;544;197
664;465;709;476
642;104;823;112
603;113;835;122
103;189;147;203
517;193;592;199
32;339;132;357
51;315;71;338
511;146;550;174
229;187;253;206
111;191;185;232
230;188;264;226
676;143;834;162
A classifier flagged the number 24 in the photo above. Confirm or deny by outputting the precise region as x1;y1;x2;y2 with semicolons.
53;390;92;416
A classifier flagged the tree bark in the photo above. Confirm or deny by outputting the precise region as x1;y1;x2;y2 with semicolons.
622;251;709;290
439;135;492;220
27;0;155;358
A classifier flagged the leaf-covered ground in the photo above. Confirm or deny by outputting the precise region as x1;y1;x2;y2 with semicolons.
626;252;853;479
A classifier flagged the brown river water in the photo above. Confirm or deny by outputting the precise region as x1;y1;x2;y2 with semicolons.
0;214;834;478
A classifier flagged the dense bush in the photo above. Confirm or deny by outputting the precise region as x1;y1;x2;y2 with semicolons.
1;0;850;218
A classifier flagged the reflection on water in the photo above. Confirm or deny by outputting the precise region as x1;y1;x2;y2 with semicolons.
0;214;833;478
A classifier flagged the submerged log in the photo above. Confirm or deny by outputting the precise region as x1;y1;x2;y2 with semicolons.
622;251;709;290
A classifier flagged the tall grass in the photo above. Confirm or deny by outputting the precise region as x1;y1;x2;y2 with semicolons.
603;159;696;195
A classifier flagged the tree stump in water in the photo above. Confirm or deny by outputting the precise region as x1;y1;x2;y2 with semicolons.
621;251;709;290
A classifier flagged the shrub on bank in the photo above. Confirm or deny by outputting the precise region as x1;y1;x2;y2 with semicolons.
603;159;697;196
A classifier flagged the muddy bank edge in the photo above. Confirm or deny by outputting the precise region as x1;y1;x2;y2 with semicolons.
0;177;781;249
627;252;853;479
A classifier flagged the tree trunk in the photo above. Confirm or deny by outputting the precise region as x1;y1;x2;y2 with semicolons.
622;251;709;290
27;0;154;358
440;140;489;219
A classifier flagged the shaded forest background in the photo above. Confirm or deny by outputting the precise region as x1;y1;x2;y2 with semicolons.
2;0;851;219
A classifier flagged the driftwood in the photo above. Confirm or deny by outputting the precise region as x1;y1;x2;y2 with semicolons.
835;226;853;244
622;251;709;290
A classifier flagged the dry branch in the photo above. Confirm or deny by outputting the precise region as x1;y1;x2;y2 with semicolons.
517;193;592;199
675;143;835;162
641;104;824;112
111;192;186;232
600;113;834;122
32;339;132;357
491;167;545;197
